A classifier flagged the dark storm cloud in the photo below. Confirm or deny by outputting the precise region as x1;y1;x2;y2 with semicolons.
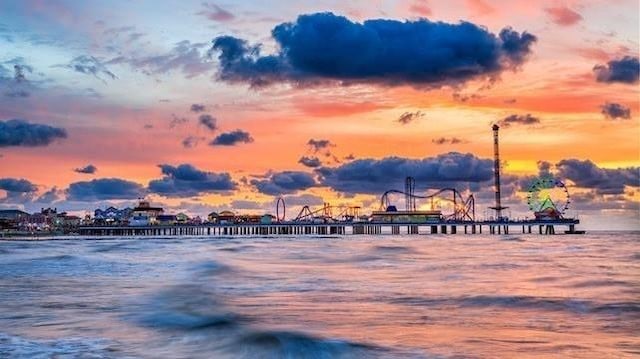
58;55;117;82
251;171;317;195
397;111;424;125
593;56;640;84
148;164;236;197
74;164;97;174
66;178;145;201
432;137;465;145
209;12;536;88
108;40;212;78
0;119;67;147
556;159;639;195
198;114;217;131
498;114;540;127
315;152;493;194
210;130;254;146
600;102;631;120
307;139;332;152
197;2;235;22
299;156;322;168
190;103;206;112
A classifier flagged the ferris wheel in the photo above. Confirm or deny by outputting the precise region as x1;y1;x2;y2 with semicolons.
526;177;570;218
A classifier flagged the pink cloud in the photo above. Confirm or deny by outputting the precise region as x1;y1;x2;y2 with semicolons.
409;0;432;17
465;0;495;16
545;6;583;26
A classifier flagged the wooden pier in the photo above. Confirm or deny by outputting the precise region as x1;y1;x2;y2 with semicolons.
77;219;581;237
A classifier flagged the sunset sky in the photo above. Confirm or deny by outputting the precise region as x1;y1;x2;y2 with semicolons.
0;0;638;229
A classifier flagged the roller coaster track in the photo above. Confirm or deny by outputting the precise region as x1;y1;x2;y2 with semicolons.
380;188;475;221
294;203;362;222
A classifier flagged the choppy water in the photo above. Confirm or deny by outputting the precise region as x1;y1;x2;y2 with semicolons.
0;232;638;358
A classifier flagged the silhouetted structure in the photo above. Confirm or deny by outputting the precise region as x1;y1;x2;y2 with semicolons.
490;124;508;219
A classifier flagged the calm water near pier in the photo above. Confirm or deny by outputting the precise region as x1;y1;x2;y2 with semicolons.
0;232;638;358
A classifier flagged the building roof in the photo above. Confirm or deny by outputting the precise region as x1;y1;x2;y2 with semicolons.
133;206;164;212
157;215;177;220
0;209;29;219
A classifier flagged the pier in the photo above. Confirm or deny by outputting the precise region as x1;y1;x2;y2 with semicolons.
77;219;581;237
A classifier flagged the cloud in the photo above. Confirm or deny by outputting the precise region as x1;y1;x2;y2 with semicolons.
316;152;493;194
108;40;212;78
0;178;37;193
210;130;254;146
537;160;552;177
544;6;583;26
0;177;37;204
600;102;631;120
35;187;62;204
210;12;536;88
58;55;117;82
307;138;332;152
556;159;639;195
190;103;206;112
282;193;325;206
299;156;322;168
397;111;425;125
593;56;639;84
498;114;540;127
229;199;267;210
432;137;465;145
74;164;97;174
66;178;145;201
197;2;235;22
251;171;317;195
182;136;204;148
148;163;236;197
409;0;432;16
1;58;35;97
465;0;495;16
0;119;67;147
198;114;217;131
169;114;188;128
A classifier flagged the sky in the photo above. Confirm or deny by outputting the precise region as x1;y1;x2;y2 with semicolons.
0;0;638;230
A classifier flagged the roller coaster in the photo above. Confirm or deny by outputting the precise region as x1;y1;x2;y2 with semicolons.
379;177;476;221
293;203;362;223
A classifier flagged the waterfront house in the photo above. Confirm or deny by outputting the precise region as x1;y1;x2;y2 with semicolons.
131;200;163;225
218;211;235;224
156;215;177;226
207;211;219;223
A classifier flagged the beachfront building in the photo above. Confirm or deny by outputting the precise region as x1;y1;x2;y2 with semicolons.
130;200;164;226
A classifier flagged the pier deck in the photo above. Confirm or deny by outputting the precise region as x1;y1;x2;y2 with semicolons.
77;219;581;237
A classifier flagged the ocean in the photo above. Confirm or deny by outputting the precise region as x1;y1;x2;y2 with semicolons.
0;232;638;358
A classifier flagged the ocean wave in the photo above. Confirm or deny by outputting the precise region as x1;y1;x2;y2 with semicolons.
128;283;244;331
372;245;416;254
391;295;640;316
570;279;632;288
223;330;388;358
0;332;124;359
91;241;142;253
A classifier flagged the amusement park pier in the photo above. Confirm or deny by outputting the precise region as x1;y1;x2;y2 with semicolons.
78;125;583;237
